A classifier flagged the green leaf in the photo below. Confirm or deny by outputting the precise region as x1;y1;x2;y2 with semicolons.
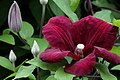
28;74;36;80
70;0;80;12
15;59;28;71
80;77;88;80
46;75;57;80
55;67;75;80
0;56;14;71
111;65;120;70
112;19;120;28
4;73;16;80
65;56;73;64
92;0;116;8
110;46;120;56
95;63;117;80
14;65;36;79
27;38;48;52
19;21;34;39
94;10;112;23
49;0;64;16
3;29;11;34
53;0;78;22
0;34;15;45
40;70;50;80
26;58;67;71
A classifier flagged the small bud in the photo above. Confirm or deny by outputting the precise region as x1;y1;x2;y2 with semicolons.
31;40;40;56
9;50;17;62
8;1;22;32
40;0;48;5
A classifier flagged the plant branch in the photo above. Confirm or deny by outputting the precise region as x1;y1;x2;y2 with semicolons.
98;6;120;14
39;5;46;38
37;67;40;80
17;32;29;46
88;0;94;15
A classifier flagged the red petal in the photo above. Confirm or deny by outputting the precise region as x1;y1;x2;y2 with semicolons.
40;48;69;63
71;16;118;50
42;16;75;51
68;52;81;61
94;46;120;64
64;53;96;76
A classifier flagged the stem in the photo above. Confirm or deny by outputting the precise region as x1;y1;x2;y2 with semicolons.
85;75;101;78
39;5;46;38
98;6;120;14
82;77;84;80
37;67;40;80
17;32;29;46
88;0;94;15
92;70;99;80
12;62;15;72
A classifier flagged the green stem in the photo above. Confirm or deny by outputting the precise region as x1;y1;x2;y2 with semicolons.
82;77;84;80
12;62;15;72
39;5;46;38
37;67;40;80
17;32;29;46
92;70;99;80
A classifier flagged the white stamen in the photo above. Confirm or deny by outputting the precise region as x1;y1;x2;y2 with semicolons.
77;44;85;50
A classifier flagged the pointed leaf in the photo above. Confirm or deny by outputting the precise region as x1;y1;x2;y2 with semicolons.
70;0;80;12
0;34;15;45
112;19;120;28
28;74;36;80
14;65;36;79
0;56;14;71
94;10;112;23
49;0;64;16
55;67;75;80
19;21;34;39
53;0;78;22
26;58;67;71
3;28;11;34
110;46;120;56
4;73;16;80
92;0;116;8
111;65;120;70
46;75;57;80
95;63;117;80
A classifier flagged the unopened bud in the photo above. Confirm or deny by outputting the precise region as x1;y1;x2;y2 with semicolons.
8;1;22;32
9;50;17;62
31;40;40;56
40;0;48;5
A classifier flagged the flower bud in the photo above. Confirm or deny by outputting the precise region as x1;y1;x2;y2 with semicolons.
8;1;22;32
40;0;48;5
9;50;17;62
31;40;40;56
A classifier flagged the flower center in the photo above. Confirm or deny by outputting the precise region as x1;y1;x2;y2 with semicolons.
74;44;84;58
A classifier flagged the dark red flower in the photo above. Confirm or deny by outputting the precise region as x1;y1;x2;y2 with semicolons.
40;16;120;76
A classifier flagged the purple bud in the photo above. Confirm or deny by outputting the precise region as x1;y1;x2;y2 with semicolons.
8;1;22;32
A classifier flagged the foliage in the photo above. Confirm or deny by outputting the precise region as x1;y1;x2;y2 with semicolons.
0;0;120;80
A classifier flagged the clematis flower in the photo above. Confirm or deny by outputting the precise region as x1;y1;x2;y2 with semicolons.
40;16;120;76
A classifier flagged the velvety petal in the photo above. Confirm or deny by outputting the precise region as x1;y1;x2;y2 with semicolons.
40;48;70;63
71;16;118;50
68;52;81;61
42;16;75;51
94;46;120;64
64;53;96;76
